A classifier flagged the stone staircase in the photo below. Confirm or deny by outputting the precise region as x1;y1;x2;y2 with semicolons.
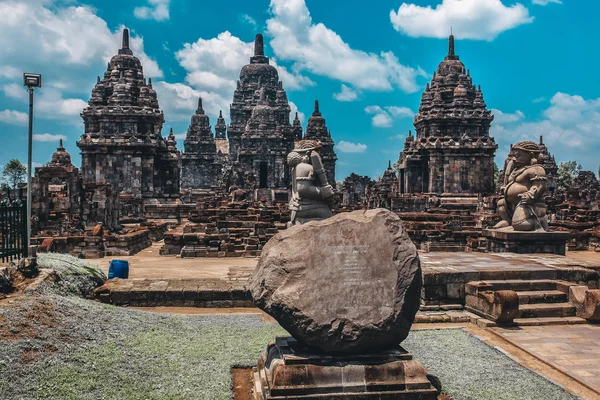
466;279;588;326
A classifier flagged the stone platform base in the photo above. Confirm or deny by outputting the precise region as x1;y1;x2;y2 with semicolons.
252;337;439;400
484;229;570;255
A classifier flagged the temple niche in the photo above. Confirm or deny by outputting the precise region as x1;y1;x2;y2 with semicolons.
31;140;81;235
398;34;497;195
181;98;223;190
77;28;180;226
227;34;295;200
303;100;337;187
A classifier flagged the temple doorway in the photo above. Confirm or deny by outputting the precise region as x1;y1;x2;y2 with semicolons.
259;162;268;188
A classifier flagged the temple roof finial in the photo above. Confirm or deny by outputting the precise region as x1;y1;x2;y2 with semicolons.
295;111;299;119
314;99;319;114
123;28;130;49
388;160;392;169
448;31;455;57
540;135;543;145
219;110;223;118
254;34;264;57
119;28;133;55
59;139;64;149
170;127;173;134
197;97;204;113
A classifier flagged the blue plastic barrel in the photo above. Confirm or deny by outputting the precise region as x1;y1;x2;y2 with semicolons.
108;259;129;279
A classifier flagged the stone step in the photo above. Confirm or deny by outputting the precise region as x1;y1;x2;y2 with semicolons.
513;317;587;326
517;302;576;318
516;290;567;304
482;279;558;292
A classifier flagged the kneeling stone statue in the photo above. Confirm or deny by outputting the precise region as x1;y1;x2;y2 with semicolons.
494;140;549;231
287;140;334;226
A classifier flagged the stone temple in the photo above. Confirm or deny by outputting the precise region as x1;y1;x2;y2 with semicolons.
398;34;497;195
77;28;181;226
180;98;223;191
303;100;337;187
226;34;295;201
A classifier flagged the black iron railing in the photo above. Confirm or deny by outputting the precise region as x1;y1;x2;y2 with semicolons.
0;199;28;263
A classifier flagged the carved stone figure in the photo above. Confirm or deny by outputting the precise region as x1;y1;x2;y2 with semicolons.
287;140;334;225
494;141;549;231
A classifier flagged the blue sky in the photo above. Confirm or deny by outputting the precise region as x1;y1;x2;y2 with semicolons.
0;0;598;183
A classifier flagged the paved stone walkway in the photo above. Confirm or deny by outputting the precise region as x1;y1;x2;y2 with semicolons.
493;324;600;394
97;242;257;280
97;243;600;282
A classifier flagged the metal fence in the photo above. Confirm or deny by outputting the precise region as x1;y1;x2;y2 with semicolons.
0;200;28;263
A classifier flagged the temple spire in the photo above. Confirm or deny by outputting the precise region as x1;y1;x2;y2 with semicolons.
388;160;392;169
219;110;223;118
254;34;264;56
119;28;133;55
123;28;130;49
59;139;64;149
314;100;320;115
197;97;204;114
540;135;543;145
448;32;455;57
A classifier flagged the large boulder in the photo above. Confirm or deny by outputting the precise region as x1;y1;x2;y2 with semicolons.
250;208;422;354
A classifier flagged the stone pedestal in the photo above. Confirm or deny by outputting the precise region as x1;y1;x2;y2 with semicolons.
252;337;438;400
484;229;570;255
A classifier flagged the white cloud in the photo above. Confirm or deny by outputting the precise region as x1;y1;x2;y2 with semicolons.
0;2;161;79
173;132;187;140
390;0;533;41
0;109;28;125
289;101;305;124
0;66;20;80
532;0;561;5
365;105;414;127
33;133;67;142
4;84;87;121
333;84;358;102
492;93;600;171
532;96;546;103
267;0;426;93
271;58;315;90
336;141;367;153
239;13;257;27
134;0;170;21
491;109;524;124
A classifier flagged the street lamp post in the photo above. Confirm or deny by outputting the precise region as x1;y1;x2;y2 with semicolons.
23;73;42;251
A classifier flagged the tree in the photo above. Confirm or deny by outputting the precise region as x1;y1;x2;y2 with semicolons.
2;159;27;189
556;161;582;190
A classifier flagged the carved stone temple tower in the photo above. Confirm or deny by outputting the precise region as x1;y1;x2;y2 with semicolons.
78;28;180;225
226;34;294;194
31;140;81;234
397;34;497;195
181;98;223;190
304;100;337;186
